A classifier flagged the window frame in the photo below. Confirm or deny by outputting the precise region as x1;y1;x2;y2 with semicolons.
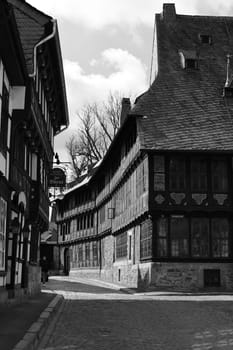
0;197;7;271
0;82;9;154
116;232;128;259
211;159;228;193
169;157;186;192
212;218;229;258
191;158;208;193
155;215;231;260
140;220;152;260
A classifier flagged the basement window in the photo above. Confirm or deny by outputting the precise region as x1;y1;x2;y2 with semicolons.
199;34;212;44
204;269;220;287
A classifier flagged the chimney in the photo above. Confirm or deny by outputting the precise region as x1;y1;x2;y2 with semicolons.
120;98;131;125
161;3;176;22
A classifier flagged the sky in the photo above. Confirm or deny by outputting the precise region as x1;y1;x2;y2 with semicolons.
27;0;233;162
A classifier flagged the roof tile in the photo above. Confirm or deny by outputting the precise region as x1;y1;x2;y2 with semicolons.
132;10;233;152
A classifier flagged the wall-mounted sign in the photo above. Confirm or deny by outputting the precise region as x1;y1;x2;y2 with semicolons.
49;168;66;187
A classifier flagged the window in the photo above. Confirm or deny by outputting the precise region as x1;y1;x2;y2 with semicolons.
136;160;147;197
93;241;99;266
128;234;132;260
0;83;9;152
125;177;132;208
212;218;229;257
99;205;105;224
116;232;127;259
154;155;165;191
199;34;212;44
0;198;7;270
140;221;152;259
171;216;189;257
191;218;209;257
78;244;83;266
185;59;198;69
191;159;207;192
179;50;198;70
212;160;228;193
169;158;186;191
90;213;94;228
156;216;230;259
204;269;220;287
85;243;90;264
14;131;25;168
157;217;168;257
115;188;122;217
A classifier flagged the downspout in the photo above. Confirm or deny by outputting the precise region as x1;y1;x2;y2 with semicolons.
29;19;57;78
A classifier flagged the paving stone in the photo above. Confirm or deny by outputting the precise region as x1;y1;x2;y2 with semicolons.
38;276;233;350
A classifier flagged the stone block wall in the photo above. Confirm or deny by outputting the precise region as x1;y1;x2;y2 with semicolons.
70;268;101;280
149;262;233;291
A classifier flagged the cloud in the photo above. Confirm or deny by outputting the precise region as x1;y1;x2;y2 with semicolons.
28;0;233;30
64;48;147;127
28;0;156;29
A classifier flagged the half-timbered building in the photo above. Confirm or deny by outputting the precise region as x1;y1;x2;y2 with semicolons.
0;0;27;302
56;4;233;291
0;0;69;302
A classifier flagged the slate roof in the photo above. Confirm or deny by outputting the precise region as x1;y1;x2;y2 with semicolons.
7;0;50;75
131;5;233;152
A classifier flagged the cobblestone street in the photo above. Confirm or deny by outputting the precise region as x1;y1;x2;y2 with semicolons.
37;276;233;350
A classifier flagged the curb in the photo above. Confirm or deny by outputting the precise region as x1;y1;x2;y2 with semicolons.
12;294;64;350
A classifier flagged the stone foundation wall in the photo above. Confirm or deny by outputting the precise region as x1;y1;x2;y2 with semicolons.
149;262;233;291
69;268;101;280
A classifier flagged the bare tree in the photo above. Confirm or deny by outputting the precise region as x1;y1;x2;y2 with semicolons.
66;91;125;179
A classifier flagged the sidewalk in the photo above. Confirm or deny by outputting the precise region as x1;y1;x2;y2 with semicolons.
49;275;233;299
0;288;63;350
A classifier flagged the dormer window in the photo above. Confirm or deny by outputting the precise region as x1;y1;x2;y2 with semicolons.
199;34;212;44
185;59;198;69
179;50;198;70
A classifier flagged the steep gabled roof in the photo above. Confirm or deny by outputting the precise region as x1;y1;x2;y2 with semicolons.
7;0;69;128
7;0;50;74
0;0;27;84
132;4;233;152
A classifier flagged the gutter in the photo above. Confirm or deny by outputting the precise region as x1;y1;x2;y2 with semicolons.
29;19;57;78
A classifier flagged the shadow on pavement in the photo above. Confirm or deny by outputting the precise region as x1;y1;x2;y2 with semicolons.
43;279;124;294
0;293;54;350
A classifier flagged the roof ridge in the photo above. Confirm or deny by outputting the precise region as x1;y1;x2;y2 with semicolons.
176;14;233;20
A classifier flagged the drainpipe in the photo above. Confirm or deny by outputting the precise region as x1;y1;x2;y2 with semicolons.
29;19;57;78
225;54;232;87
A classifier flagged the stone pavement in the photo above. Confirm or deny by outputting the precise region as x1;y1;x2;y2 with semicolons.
37;276;233;350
